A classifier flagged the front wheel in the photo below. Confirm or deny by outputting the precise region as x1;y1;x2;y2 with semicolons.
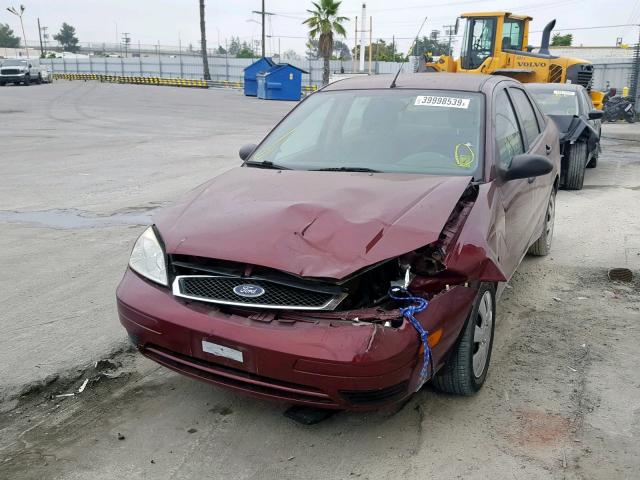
564;141;587;190
432;283;496;396
36;74;42;84
23;75;30;86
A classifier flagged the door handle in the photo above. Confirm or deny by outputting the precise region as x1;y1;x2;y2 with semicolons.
545;144;552;155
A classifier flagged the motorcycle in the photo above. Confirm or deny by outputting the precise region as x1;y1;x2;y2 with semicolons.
603;95;637;123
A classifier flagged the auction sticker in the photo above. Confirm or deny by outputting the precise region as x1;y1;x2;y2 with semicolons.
553;90;576;96
415;95;470;109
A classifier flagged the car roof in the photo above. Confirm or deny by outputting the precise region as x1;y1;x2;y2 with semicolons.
322;73;509;93
525;83;583;92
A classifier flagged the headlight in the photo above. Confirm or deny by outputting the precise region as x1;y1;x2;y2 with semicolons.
129;226;168;286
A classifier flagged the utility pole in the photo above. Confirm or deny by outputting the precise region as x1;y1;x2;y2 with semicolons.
392;35;395;61
354;16;358;71
122;32;131;58
37;18;44;57
252;2;274;58
443;24;456;55
368;16;372;74
359;3;366;72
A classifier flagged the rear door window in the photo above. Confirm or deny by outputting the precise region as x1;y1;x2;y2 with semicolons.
508;88;540;149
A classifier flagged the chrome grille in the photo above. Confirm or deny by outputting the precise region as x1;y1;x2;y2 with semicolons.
1;69;20;75
172;275;345;310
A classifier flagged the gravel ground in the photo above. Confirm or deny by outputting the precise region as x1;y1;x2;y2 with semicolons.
1;82;639;480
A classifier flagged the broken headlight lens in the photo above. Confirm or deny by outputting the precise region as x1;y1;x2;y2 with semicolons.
129;226;168;286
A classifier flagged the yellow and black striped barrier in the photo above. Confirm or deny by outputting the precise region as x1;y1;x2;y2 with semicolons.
53;73;208;89
52;73;320;94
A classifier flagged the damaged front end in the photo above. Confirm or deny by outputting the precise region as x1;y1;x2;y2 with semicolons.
164;181;504;397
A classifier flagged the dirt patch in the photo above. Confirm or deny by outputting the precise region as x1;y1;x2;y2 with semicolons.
506;409;571;447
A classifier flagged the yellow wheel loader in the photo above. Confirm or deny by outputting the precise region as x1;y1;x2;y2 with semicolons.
420;12;604;109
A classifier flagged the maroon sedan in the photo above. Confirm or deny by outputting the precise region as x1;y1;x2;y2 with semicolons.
117;73;560;411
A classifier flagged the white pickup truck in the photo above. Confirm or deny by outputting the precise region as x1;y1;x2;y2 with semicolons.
0;58;45;86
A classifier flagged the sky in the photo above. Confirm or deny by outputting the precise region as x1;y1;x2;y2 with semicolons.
2;0;640;56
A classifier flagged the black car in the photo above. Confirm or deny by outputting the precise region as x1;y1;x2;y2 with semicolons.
526;83;603;190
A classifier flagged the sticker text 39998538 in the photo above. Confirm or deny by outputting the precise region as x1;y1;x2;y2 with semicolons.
415;95;471;109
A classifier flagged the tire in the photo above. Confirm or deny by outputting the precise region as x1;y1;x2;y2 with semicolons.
625;111;636;123
432;283;496;396
564;142;587;190
23;75;30;86
0;82;5;86
36;74;42;85
528;188;556;256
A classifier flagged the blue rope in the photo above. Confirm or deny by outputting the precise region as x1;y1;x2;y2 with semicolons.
389;287;431;389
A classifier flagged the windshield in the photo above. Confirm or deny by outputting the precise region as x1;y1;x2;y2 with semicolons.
249;89;484;177
529;89;579;116
2;59;28;66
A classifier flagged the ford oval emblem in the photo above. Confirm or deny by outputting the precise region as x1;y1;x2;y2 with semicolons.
233;284;265;298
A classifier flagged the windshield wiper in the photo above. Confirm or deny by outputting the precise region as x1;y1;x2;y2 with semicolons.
244;160;291;170
313;166;381;173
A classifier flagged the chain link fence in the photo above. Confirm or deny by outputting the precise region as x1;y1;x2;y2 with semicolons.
40;55;415;88
37;53;634;94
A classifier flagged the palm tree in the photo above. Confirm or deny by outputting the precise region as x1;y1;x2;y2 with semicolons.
303;0;348;85
199;0;211;80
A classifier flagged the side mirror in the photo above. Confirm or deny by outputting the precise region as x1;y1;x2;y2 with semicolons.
239;143;257;161
588;109;604;120
501;154;553;181
28;64;32;68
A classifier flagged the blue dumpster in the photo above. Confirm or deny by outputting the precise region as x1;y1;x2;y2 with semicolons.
243;57;276;97
256;64;308;101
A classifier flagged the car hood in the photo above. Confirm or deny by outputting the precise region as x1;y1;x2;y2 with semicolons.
155;167;472;279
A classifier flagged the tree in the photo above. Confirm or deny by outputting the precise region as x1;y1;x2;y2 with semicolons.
236;41;254;58
333;40;351;60
199;0;211;80
353;39;405;62
413;34;449;56
551;33;572;47
282;49;301;61
228;36;241;56
305;38;319;59
303;0;348;85
0;23;20;48
53;23;80;52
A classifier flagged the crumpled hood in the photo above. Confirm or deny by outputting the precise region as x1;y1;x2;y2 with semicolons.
155;167;472;279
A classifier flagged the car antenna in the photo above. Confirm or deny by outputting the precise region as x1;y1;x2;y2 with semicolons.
390;16;428;89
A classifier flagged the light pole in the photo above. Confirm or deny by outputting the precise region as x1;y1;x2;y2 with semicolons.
7;5;29;58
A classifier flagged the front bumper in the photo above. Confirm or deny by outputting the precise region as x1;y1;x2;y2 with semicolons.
0;75;26;83
117;269;475;410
